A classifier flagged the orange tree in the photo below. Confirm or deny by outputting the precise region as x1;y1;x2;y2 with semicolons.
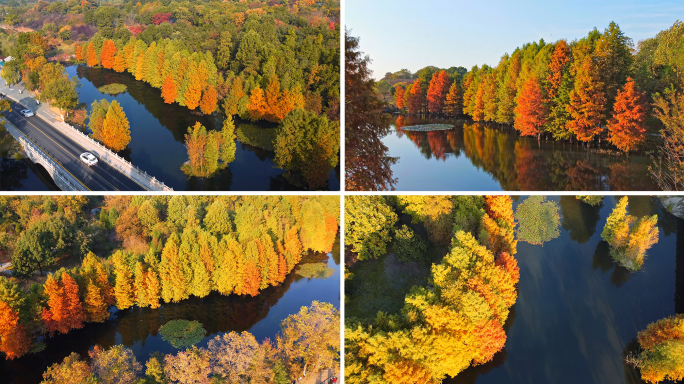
607;77;648;152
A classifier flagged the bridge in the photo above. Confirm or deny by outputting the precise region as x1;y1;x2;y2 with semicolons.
1;84;172;191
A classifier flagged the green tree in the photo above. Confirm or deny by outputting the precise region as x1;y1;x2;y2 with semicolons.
274;109;339;189
514;196;561;245
12;217;74;277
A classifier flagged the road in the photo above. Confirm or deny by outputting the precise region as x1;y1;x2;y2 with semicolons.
3;97;145;191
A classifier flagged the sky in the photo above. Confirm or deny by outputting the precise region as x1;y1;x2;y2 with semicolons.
346;0;683;79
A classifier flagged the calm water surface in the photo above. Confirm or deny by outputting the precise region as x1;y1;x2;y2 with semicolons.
0;159;58;191
64;65;339;191
0;236;340;384
387;116;658;191
445;196;682;384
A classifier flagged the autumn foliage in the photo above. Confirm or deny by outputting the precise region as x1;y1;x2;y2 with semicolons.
607;77;648;152
426;70;451;114
395;85;405;111
514;76;547;139
100;40;117;70
631;315;684;383
0;301;30;360
346;196;519;383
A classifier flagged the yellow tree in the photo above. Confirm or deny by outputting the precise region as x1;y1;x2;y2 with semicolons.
100;101;131;152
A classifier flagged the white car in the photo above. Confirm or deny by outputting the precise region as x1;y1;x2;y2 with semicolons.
80;152;98;166
21;109;34;117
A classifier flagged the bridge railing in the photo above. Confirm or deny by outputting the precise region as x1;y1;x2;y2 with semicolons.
52;119;174;192
4;89;173;191
3;120;86;191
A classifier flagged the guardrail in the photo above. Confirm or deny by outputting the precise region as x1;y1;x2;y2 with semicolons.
52;119;173;191
3;86;173;191
3;119;85;191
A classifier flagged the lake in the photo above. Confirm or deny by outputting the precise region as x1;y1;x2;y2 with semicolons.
444;196;681;384
0;235;340;384
385;116;658;191
4;65;339;191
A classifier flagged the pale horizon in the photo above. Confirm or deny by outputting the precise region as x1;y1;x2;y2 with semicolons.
347;0;683;80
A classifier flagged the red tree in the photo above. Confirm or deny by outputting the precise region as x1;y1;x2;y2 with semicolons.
408;78;423;115
426;70;451;114
395;85;405;111
0;301;30;360
547;40;570;100
514;76;547;140
607;77;648;152
62;274;86;331
100;40;117;70
152;12;173;25
42;275;68;335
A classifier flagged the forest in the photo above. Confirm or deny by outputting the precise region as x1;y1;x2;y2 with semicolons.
0;195;340;382
344;195;678;384
0;0;340;189
376;21;684;190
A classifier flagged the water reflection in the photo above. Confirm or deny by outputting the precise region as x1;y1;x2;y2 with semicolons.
1;236;340;384
0;159;59;191
388;116;658;191
440;197;680;384
70;65;338;191
560;196;602;244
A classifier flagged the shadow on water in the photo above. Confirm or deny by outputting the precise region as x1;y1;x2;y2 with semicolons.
70;65;339;191
439;196;680;384
0;235;340;384
0;158;59;191
387;116;658;191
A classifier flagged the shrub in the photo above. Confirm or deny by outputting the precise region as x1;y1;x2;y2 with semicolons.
97;83;127;95
159;320;206;349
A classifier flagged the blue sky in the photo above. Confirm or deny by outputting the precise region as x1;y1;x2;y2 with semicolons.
346;0;683;79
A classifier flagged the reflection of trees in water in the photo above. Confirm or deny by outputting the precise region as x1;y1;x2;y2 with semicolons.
0;159;59;191
395;119;659;190
1;249;337;384
560;196;602;244
592;240;633;287
622;338;644;384
442;305;517;384
186;166;233;191
77;65;223;142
